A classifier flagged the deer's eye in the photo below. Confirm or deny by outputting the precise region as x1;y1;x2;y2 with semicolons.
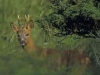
18;34;20;37
25;34;29;36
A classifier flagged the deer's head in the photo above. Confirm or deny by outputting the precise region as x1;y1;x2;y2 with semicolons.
10;15;34;47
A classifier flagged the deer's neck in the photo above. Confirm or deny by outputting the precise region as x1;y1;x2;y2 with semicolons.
23;36;36;55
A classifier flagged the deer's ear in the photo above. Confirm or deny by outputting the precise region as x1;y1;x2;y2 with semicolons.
10;22;18;32
27;20;34;30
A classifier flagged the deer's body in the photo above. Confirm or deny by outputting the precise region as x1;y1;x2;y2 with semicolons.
10;15;90;68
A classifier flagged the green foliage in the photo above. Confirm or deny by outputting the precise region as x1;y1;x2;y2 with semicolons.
0;0;100;75
36;0;100;38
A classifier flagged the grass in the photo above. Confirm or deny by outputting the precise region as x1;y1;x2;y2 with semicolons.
0;0;100;75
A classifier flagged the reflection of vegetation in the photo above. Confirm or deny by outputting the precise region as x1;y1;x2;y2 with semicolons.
0;0;100;75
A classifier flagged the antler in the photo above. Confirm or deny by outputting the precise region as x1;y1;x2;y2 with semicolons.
25;14;30;27
25;14;30;22
18;15;21;26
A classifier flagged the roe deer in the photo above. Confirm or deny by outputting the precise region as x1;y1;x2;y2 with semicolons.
10;15;90;69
